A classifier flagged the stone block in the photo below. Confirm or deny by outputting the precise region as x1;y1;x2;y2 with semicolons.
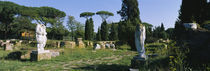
15;40;22;47
86;41;93;46
131;56;146;69
30;51;51;61
100;44;106;49
65;41;76;48
51;52;60;57
56;41;61;48
76;38;85;48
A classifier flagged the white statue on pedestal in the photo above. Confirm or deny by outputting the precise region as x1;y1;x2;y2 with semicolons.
36;24;48;53
135;24;146;59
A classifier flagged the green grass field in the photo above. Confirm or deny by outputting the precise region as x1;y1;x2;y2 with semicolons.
0;48;137;71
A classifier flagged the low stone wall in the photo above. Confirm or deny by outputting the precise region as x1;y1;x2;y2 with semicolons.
64;41;76;48
93;41;116;49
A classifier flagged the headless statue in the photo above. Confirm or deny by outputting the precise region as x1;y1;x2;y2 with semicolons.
36;24;47;52
135;24;146;59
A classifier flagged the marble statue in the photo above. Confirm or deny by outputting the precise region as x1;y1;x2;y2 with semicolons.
36;24;47;52
135;24;146;59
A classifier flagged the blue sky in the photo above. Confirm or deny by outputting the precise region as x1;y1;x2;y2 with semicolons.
5;0;181;32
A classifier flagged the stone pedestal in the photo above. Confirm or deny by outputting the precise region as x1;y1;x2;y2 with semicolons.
65;41;76;48
76;38;85;48
51;51;60;57
30;50;51;61
56;41;61;48
131;56;146;69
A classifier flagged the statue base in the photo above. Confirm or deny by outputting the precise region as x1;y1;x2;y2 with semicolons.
30;50;51;61
130;55;146;69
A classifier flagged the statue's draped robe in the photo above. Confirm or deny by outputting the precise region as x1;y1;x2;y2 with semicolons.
135;25;146;58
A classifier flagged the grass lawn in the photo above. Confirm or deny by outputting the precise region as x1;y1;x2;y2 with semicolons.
0;48;137;71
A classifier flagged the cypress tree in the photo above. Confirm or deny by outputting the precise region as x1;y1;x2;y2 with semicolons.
118;0;141;50
176;0;207;40
160;23;165;32
85;18;94;40
85;19;89;40
96;27;101;41
100;21;109;41
109;23;118;40
89;18;94;40
80;12;95;40
179;0;207;24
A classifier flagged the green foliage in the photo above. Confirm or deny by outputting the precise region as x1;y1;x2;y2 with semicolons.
174;20;186;40
67;16;77;40
47;25;69;40
35;6;66;26
96;11;114;16
80;12;95;40
75;23;85;39
166;28;175;39
118;20;136;50
0;1;67;40
168;41;190;71
153;23;169;39
0;1;19;39
160;23;165;31
67;15;85;40
178;0;208;25
96;28;102;41
142;22;153;43
96;11;114;21
109;23;118;40
100;21;109;41
84;18;94;40
118;0;141;50
80;12;95;19
117;0;141;23
9;16;36;39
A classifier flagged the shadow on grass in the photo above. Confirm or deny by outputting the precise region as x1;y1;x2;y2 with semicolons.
4;51;32;62
73;64;130;71
5;51;22;60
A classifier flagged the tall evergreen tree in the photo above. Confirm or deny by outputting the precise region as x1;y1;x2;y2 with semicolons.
179;0;207;24
100;21;109;41
84;19;90;40
84;18;94;40
89;18;94;40
204;1;210;23
96;11;113;41
117;0;141;23
96;27;101;41
176;0;207;40
160;23;165;32
80;12;95;40
117;0;141;50
109;23;118;40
